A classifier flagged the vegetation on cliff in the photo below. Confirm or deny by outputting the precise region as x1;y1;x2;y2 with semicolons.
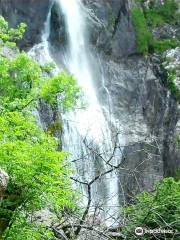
121;178;180;239
0;16;80;239
131;0;179;55
131;0;180;101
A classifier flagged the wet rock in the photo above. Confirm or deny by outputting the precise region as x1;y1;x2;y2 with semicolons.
0;45;17;59
99;52;179;199
32;209;57;227
0;169;9;196
49;1;68;50
153;24;180;40
163;47;180;89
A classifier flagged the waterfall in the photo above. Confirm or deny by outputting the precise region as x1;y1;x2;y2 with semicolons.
57;0;121;226
58;0;109;144
30;0;122;226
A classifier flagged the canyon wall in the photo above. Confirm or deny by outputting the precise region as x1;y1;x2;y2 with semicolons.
0;0;179;201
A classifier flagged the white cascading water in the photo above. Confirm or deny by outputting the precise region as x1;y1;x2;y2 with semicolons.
58;0;108;143
58;0;120;226
30;0;122;226
28;6;55;67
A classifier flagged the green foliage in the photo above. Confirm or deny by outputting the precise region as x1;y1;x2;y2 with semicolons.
0;16;80;239
122;178;180;239
0;111;76;238
3;213;54;240
0;17;80;113
144;0;178;27
144;9;164;28
131;8;152;54
156;0;178;23
0;111;43;141
132;0;179;54
153;39;179;53
41;62;56;74
0;52;80;112
0;53;41;103
166;68;180;98
0;16;26;47
175;167;180;181
41;72;81;110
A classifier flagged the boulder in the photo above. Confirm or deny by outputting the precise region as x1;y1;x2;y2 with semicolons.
0;169;9;196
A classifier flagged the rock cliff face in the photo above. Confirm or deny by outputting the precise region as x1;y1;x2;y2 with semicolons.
0;0;50;49
0;0;179;201
82;0;180;198
83;0;136;59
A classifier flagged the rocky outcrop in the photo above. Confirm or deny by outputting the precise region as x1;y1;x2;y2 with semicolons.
37;100;63;149
50;2;68;50
83;0;136;60
48;0;136;60
99;53;179;199
81;0;180;199
153;23;180;40
163;47;180;90
0;0;51;49
98;18;179;201
0;169;9;197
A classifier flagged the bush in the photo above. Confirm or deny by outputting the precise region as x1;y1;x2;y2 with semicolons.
131;8;152;54
0;16;26;47
157;0;178;23
0;112;75;237
132;0;179;54
152;39;180;53
145;9;164;28
0;53;42;102
40;72;81;110
144;0;178;27
0;16;80;239
122;178;180;239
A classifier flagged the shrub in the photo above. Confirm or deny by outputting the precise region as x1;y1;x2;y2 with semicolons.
3;213;55;240
122;178;180;239
40;72;81;110
131;8;152;54
144;0;178;27
0;16;80;239
132;0;179;54
0;53;42;102
145;9;164;28
157;0;178;23
0;16;26;47
152;39;180;53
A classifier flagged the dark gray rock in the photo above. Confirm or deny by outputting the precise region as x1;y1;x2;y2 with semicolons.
37;99;62;150
83;0;136;60
119;142;163;202
153;24;180;40
49;1;68;50
99;52;179;200
0;0;51;49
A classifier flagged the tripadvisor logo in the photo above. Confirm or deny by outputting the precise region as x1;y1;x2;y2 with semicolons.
135;227;144;236
135;227;176;236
